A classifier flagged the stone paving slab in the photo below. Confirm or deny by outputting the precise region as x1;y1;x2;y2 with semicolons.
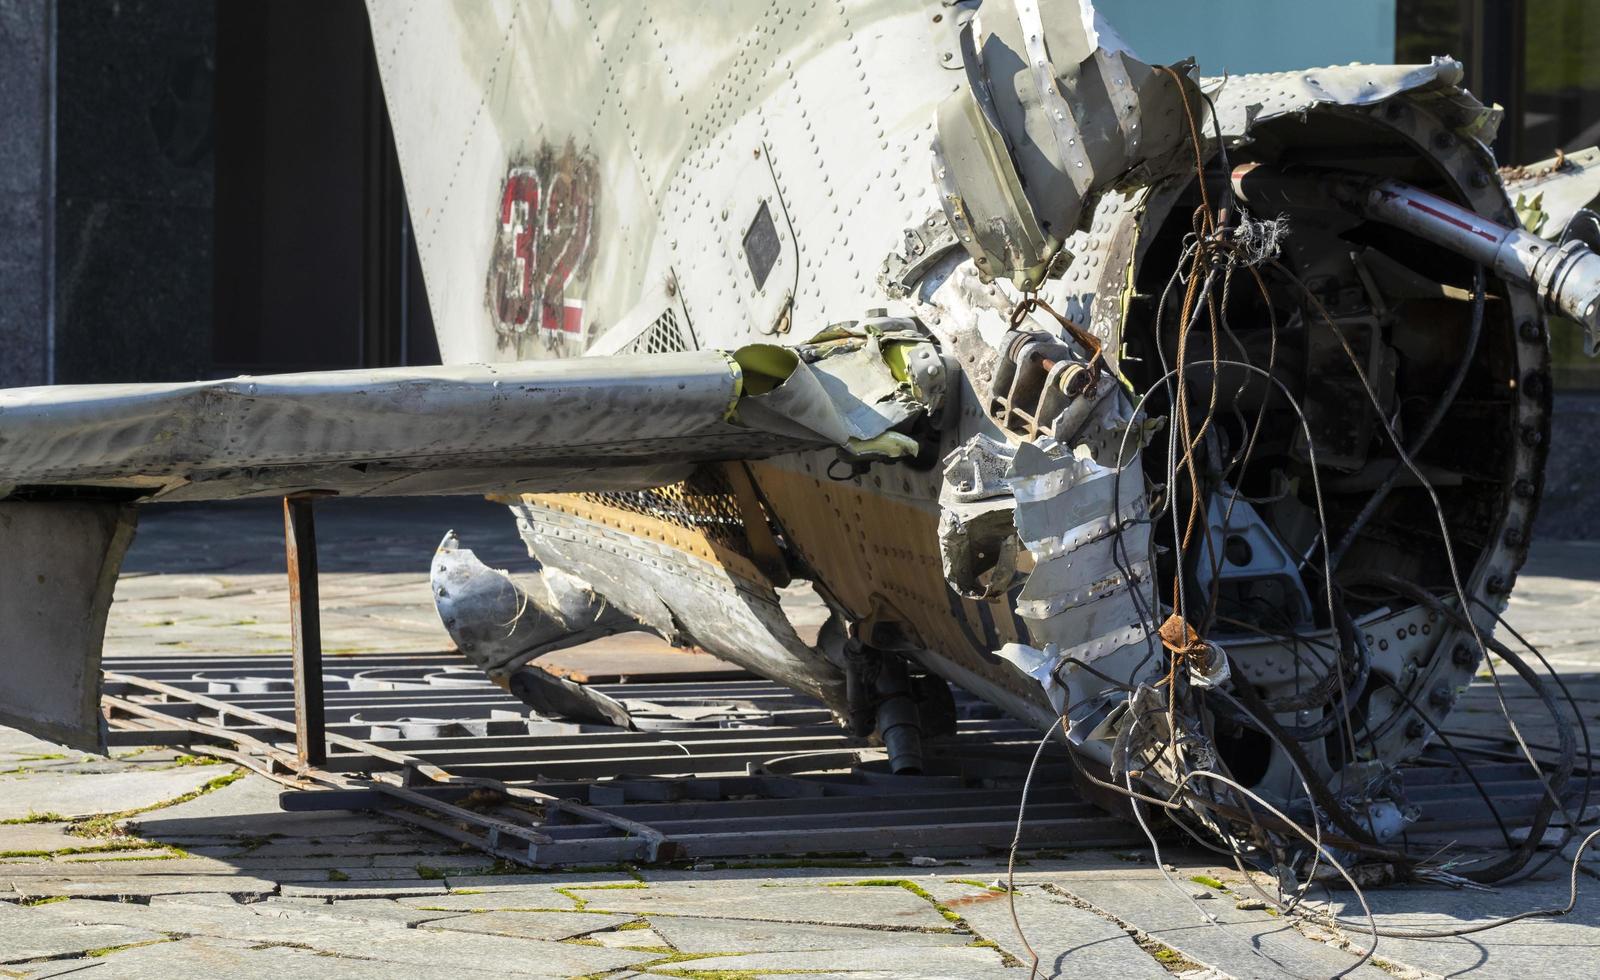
55;848;173;864
0;765;236;821
278;879;448;899
126;775;399;841
3;858;235;877
185;838;440;860
638;864;946;884
646;914;975;952
661;944;1013;976
1318;870;1600;978
22;896;390;946
1;757;145;778
220;854;478;872
1049;870;1393;980
0;823;87;854
0;730;82;762
371;853;487;870
920;879;1169;979
8;896;656;976
281;923;656;976
8;874;279;901
145;891;244;908
573;880;956;930
440;871;643;891
25;935;509;980
418;908;635;941
258;865;462;883
716;975;906;980
398;887;578;912
0;920;165;964
590;925;666;948
250;896;460;927
0;859;47;873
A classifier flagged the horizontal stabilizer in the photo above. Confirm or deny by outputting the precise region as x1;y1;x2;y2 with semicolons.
0;351;831;502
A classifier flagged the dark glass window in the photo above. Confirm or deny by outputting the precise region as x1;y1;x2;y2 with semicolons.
1396;0;1469;68
1523;2;1600;159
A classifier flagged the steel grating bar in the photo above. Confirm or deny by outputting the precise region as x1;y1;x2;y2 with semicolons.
625;818;1141;861
537;802;1105;838
100;651;1574;869
548;789;1054;822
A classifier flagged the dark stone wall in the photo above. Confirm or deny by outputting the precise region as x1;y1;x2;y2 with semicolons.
211;0;366;373
0;0;50;388
52;0;214;384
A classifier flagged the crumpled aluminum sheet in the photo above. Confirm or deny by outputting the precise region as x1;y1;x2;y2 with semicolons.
938;434;1023;600
808;335;919;441
1009;439;1151;663
934;0;1197;287
1503;147;1600;237
941;429;1152;701
1204;57;1500;145
431;531;635;727
730;329;942;451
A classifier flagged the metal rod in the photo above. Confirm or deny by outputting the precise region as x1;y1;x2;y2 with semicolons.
284;495;326;767
1227;162;1600;346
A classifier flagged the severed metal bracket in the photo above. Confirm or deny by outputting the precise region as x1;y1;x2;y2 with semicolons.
718;461;791;587
880;211;963;299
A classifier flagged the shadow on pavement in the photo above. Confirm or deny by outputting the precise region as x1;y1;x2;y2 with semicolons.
120;495;534;575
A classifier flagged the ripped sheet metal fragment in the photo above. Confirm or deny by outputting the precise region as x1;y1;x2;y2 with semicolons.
1008;440;1150;663
933;0;1199;287
432;531;635;728
940;431;1152;721
736;323;947;461
1204;57;1500;146
1502;146;1600;237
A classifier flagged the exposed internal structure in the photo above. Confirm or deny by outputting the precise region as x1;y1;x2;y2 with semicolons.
4;1;1600;906
898;13;1587;888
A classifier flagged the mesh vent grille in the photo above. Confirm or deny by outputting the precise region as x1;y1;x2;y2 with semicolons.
623;308;689;354
574;466;751;558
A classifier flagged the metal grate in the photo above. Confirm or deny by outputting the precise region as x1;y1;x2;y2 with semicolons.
100;651;1144;866
595;311;745;551
100;651;1574;868
576;465;752;557
622;308;690;355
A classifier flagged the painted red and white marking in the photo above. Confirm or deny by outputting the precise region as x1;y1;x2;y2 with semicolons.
489;142;599;350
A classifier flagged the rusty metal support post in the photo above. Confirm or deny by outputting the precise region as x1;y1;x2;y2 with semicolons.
283;495;325;767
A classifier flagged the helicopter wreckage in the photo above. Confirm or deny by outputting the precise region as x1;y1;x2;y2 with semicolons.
3;0;1600;893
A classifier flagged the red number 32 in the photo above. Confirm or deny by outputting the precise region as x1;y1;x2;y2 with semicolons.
490;142;598;348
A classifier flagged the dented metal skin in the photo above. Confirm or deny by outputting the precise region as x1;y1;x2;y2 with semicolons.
379;0;1580;850
3;0;1600;866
